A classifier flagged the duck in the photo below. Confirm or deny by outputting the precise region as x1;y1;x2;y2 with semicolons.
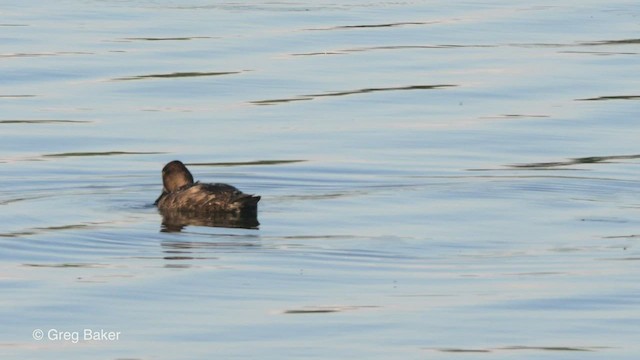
155;160;260;215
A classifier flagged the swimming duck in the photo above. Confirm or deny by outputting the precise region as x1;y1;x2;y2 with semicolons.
155;160;260;215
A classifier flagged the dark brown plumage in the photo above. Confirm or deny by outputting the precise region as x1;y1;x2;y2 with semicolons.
155;160;260;215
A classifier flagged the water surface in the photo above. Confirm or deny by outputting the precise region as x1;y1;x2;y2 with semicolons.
1;1;639;359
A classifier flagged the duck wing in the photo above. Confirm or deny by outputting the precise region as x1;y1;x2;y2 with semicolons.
199;183;259;211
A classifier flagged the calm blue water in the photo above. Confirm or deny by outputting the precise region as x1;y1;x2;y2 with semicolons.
1;1;640;359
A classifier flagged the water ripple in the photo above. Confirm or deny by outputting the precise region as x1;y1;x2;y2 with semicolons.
509;154;640;169
433;345;606;353
576;95;640;101
559;50;637;56
23;263;106;268
291;44;493;56
0;222;107;238
112;71;243;81
580;38;640;46
479;114;550;120
0;51;92;58
282;305;380;314
0;150;165;163
188;160;306;167
290;38;640;57
251;84;456;105
305;21;439;31
122;36;213;41
42;151;165;158
0;120;91;125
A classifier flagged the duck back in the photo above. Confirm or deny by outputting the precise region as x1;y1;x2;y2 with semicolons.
157;182;260;214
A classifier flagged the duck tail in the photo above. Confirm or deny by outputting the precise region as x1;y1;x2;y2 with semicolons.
244;195;261;206
234;194;260;213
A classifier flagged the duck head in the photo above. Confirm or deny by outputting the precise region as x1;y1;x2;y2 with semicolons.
162;160;194;193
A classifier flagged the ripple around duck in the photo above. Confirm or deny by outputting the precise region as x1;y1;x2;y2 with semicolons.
262;243;430;269
0;223;100;238
161;239;261;251
0;216;162;255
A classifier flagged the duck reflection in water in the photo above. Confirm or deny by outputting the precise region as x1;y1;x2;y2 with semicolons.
155;160;260;231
